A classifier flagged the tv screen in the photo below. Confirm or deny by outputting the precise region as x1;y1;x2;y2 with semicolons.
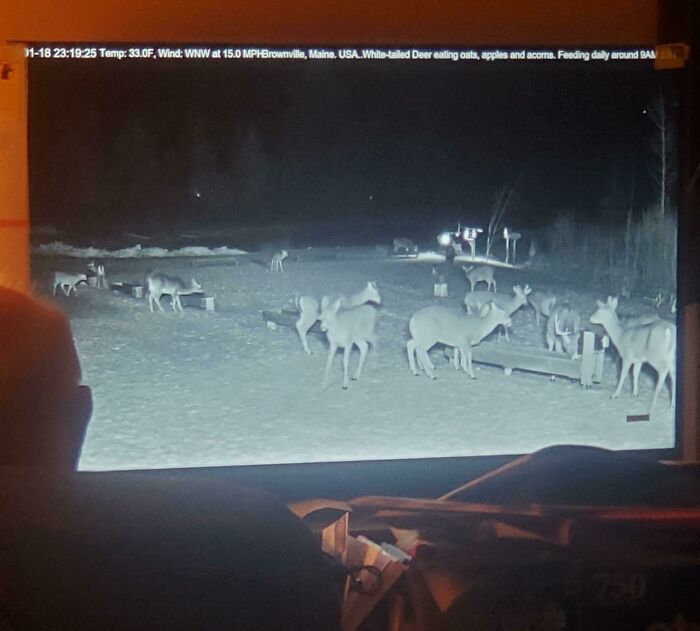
27;44;679;471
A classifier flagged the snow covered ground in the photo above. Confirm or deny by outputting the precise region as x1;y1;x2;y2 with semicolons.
32;246;676;471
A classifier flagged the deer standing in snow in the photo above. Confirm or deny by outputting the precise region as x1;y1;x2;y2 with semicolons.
406;302;511;379
463;284;531;343
270;250;288;272
462;265;497;292
146;272;202;313
52;272;87;297
546;303;582;359
319;300;379;389
589;296;675;408
294;282;381;354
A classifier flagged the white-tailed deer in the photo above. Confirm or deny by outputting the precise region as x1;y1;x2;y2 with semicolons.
462;265;497;292
270;250;288;272
294;282;381;355
146;272;202;313
463;284;531;342
546;303;582;359
52;272;87;297
527;291;557;326
621;312;661;328
319;300;378;389
392;237;418;255
590;296;676;408
407;302;511;379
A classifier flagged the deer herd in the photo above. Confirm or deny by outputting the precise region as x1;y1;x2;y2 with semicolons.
52;255;676;409
290;262;676;410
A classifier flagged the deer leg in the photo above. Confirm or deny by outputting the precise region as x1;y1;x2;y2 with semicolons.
295;314;314;354
322;343;338;389
668;365;676;408
444;347;456;367
458;346;468;374
406;340;419;376
464;347;476;379
650;369;668;408
631;363;642;397
155;294;166;313
353;340;369;381
613;359;631;399
368;333;378;355
496;325;509;344
546;330;555;352
417;348;435;379
342;345;352;389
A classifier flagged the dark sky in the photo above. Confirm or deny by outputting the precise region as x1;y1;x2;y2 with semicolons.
28;54;675;242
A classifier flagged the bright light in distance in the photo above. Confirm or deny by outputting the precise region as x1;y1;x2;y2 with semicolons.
437;231;453;247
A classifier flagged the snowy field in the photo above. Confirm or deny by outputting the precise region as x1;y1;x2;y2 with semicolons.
32;246;675;471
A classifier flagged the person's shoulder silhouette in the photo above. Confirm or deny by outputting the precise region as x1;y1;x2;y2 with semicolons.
0;287;341;630
0;286;92;469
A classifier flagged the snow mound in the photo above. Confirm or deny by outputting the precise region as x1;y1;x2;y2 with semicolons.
34;242;248;258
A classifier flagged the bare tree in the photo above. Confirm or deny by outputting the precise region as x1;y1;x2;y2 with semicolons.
647;87;677;221
485;184;518;260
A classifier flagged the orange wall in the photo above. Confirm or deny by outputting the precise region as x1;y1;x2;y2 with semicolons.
0;44;28;291
2;1;658;45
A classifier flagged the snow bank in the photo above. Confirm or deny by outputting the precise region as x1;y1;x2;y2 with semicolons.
416;250;527;269
34;242;248;258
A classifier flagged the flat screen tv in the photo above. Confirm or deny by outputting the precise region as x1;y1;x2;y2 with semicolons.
27;43;683;493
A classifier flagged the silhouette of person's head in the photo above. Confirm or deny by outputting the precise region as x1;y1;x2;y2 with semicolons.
0;287;92;469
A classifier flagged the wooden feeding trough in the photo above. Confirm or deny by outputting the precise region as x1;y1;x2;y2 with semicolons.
110;282;216;311
263;308;607;387
263;307;323;333
470;330;607;387
110;282;144;299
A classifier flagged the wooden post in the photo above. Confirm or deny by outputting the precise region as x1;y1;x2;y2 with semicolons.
433;282;448;298
593;335;609;384
580;331;595;387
